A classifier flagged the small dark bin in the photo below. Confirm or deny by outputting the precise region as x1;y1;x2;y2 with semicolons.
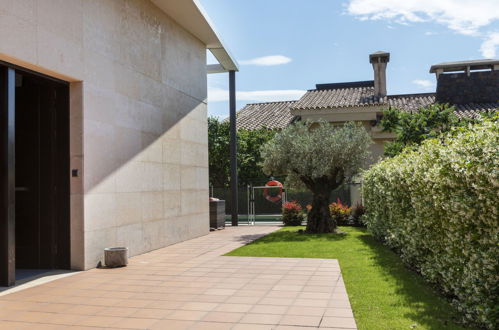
210;200;226;229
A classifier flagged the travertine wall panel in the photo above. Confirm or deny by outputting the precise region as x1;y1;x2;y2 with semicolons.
0;0;209;269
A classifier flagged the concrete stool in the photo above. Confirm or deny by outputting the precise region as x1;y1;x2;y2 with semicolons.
104;247;128;268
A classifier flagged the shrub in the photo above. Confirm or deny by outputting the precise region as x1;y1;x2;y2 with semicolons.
282;201;305;226
351;202;366;227
362;119;499;329
329;198;352;226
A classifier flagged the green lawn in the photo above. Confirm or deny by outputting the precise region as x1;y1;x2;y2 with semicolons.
226;226;472;330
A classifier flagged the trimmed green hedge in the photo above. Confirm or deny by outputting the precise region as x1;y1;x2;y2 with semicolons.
362;119;499;329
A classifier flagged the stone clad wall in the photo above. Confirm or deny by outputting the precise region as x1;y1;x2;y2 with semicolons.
0;0;209;269
436;70;499;104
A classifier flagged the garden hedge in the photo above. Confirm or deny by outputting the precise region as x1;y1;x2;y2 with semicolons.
362;119;498;329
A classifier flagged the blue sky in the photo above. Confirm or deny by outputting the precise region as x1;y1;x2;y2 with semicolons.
198;0;499;118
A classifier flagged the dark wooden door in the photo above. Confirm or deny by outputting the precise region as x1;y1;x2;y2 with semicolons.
14;72;70;270
14;76;41;268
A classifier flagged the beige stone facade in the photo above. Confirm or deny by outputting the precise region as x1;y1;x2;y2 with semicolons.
0;0;219;270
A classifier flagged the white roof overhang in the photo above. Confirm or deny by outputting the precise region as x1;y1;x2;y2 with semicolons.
151;0;239;73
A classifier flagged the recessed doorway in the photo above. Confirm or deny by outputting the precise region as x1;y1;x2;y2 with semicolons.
0;63;70;286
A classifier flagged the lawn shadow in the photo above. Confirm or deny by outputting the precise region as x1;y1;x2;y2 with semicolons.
236;228;348;245
355;232;474;330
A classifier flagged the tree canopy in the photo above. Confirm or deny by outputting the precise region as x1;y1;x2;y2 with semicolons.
208;116;277;187
380;104;473;157
261;120;371;233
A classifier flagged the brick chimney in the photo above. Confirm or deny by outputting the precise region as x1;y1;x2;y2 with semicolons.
369;51;390;97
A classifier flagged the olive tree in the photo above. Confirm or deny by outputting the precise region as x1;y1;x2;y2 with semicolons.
261;120;371;233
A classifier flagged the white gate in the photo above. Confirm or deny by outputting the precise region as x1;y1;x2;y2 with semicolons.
247;184;287;225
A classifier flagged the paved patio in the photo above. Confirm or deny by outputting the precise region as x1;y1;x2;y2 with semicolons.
0;226;356;329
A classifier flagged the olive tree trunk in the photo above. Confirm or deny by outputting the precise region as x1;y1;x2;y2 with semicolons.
306;186;336;233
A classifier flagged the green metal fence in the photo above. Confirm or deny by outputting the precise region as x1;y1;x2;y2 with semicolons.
211;184;351;223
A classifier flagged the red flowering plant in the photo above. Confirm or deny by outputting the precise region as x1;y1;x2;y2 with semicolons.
282;201;305;226
329;198;352;226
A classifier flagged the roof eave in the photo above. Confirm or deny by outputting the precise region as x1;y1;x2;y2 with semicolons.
151;0;239;72
290;105;386;116
429;59;499;73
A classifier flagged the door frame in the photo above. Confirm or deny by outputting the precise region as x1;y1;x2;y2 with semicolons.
0;65;15;286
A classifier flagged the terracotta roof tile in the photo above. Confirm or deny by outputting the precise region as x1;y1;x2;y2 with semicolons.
235;86;497;130
291;86;384;110
454;103;499;118
235;101;297;130
387;93;435;111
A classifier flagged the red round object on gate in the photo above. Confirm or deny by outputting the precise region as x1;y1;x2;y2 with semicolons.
263;180;283;203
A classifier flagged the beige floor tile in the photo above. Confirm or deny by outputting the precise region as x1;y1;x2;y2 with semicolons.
328;299;352;308
324;307;354;318
272;285;304;291
19;324;68;330
189;321;234;330
298;292;331;300
232;323;277;330
233;289;268;297
265;291;300;299
225;296;261;304
0;321;32;330
279;314;322;327
259;297;295;306
240;313;282;325
6;311;53;323
75;315;124;327
29;303;72;313
95;306;138;317
293;298;329;307
203;289;236;296
320;316;357;328
286;306;325;316
65;304;102;316
202;311;244;323
214;303;253;313
112;317;159;329
250;304;289;315
0;226;356;329
195;295;228;303
130;308;173;319
43;313;87;326
176;300;217;311
165;310;207;321
150;319;195;330
146;300;184;310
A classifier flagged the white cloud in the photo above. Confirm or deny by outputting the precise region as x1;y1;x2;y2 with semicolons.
480;32;499;57
239;55;292;66
412;79;435;90
346;0;499;36
208;87;306;102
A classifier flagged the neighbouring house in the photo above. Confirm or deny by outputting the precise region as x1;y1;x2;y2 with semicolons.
236;52;498;203
0;0;238;286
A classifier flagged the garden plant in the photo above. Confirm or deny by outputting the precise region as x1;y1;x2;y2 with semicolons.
261;120;371;233
363;118;498;329
281;201;305;226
